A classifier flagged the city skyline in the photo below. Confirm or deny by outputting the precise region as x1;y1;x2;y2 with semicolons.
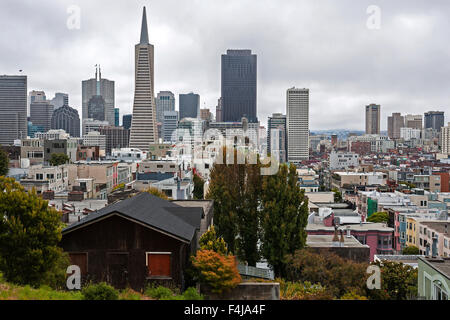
1;0;449;131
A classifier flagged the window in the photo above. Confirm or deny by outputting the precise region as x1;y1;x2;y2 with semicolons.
433;282;449;300
146;252;171;278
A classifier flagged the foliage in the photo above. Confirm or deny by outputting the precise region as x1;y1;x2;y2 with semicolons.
339;289;368;300
279;279;334;300
193;174;205;200
199;226;229;256
49;153;69;166
81;282;119;300
180;287;204;300
367;212;389;223
119;288;143;300
191;249;241;294
367;260;418;300
144;187;169;200
332;188;342;203
145;285;174;299
285;249;368;298
0;149;9;176
0;177;67;288
206;147;262;265
402;246;420;255
260;163;309;278
112;183;125;192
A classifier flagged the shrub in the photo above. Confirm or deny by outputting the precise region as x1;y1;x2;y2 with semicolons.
402;246;420;255
199;226;229;255
145;286;174;300
181;287;203;300
340;289;368;300
191;249;241;294
119;288;142;300
279;279;334;300
82;282;119;300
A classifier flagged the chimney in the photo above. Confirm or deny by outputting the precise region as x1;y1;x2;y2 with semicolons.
332;226;340;247
339;230;345;246
346;226;351;238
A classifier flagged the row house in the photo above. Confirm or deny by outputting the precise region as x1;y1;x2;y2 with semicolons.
20;164;69;194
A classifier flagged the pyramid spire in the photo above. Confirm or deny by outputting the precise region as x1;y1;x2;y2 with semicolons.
140;6;149;44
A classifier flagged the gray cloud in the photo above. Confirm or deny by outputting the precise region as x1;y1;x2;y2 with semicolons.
0;0;449;130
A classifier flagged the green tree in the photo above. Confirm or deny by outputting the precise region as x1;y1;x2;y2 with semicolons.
0;149;9;176
260;164;309;278
193;174;205;200
206;147;262;266
0;177;68;288
49;153;70;166
199;226;229;256
332;188;342;203
285;248;368;298
402;246;420;255
367;211;389;223
368;260;418;300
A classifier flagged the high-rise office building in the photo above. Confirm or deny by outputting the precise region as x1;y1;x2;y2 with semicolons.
51;105;80;138
179;93;200;120
221;49;257;123
267;113;287;161
442;123;450;155
50;93;69;110
30;100;54;134
115;108;120;126
387;113;404;139
287;88;309;163
0;75;27;145
87;95;106;122
425;111;445;132
129;7;158;152
163;111;179;142
405;114;423;130
366;104;381;135
82;65;115;131
156;91;175;123
99;126;130;155
122;114;132;130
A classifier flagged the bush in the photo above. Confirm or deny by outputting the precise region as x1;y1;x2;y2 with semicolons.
402;246;420;255
82;283;119;300
191;250;241;294
279;279;334;300
181;287;203;300
145;286;174;300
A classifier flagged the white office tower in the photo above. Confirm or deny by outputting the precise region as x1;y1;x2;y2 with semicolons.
442;123;450;155
129;7;158;152
287;87;309;163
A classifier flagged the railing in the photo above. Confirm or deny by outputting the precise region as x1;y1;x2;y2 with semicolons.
237;264;274;280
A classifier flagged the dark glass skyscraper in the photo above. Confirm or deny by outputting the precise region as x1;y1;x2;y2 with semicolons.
179;93;199;120
425;111;445;132
221;50;257;123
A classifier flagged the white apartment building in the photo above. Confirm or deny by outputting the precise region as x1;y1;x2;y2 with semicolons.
287;87;309;163
20;164;69;194
442;123;450;155
329;152;359;170
83;131;106;152
401;127;421;141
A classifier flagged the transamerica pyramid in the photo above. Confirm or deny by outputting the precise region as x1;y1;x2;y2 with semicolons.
129;6;158;151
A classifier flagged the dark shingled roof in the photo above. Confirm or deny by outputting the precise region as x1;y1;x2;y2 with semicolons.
62;193;203;242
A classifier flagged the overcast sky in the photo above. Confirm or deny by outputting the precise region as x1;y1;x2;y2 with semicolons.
1;0;449;130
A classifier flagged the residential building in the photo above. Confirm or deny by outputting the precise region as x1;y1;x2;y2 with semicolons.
20;164;69;194
442;123;450;155
418;256;450;300
83;131;106;153
200;108;213;121
329;152;359;170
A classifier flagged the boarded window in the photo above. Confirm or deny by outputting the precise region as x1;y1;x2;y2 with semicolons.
147;253;171;277
69;253;88;275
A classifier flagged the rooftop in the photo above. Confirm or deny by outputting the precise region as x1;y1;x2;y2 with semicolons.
307;234;368;248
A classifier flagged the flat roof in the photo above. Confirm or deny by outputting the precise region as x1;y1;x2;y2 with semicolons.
307;234;368;248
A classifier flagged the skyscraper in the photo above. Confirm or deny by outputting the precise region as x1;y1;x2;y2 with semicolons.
287;88;309;163
51;105;80;137
405;114;423;130
221;50;257;123
425;111;445;132
267;113;287;162
387;113;404;139
366;104;381;135
163;111;179;142
0;75;27;145
82;65;115;131
30;100;54;133
122;114;132;130
179;93;200;120
50;93;69;110
156;91;175;123
442;123;450;155
114;108;120;126
129;7;158;152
